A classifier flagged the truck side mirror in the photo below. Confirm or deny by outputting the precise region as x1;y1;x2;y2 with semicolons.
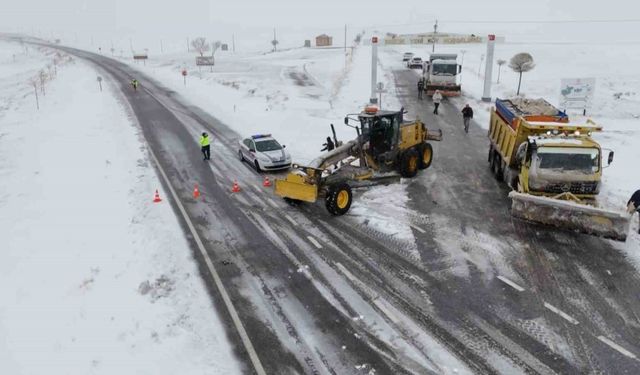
608;151;614;165
458;65;462;74
344;117;348;125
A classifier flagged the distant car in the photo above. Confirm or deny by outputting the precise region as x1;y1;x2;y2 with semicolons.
238;134;291;172
402;52;414;62
408;57;423;69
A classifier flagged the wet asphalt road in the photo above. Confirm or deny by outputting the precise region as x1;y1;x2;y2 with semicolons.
391;66;640;374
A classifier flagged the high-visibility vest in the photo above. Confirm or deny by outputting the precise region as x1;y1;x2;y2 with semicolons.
200;135;210;147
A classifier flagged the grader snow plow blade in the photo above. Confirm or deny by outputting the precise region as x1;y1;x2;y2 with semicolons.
509;192;631;241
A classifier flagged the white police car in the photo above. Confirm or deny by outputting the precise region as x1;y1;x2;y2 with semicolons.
238;134;292;172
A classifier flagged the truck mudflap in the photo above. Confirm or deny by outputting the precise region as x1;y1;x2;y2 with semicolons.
509;191;631;241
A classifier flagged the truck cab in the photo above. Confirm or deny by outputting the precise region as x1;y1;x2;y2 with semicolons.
518;136;604;197
423;53;462;96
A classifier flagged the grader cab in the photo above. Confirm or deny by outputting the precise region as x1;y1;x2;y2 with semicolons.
274;106;442;215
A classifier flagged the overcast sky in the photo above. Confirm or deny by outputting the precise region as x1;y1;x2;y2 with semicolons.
2;1;638;51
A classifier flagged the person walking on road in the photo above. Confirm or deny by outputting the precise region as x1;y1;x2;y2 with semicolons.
462;104;474;133
432;90;443;114
200;132;211;161
627;189;640;234
417;78;424;100
130;79;139;91
321;136;335;152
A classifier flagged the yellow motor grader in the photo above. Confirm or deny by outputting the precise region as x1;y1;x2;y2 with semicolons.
274;106;442;215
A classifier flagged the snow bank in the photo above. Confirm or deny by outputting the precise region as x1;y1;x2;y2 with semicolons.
0;42;241;374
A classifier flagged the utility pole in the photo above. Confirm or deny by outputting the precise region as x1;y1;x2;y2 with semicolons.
160;39;164;53
129;37;133;52
187;37;190;52
344;24;347;52
432;19;438;53
232;33;236;53
273;28;277;52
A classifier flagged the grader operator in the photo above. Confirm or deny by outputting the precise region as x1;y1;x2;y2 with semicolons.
274;106;442;215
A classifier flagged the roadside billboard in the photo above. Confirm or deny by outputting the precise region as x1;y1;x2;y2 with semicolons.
196;56;215;66
560;78;596;112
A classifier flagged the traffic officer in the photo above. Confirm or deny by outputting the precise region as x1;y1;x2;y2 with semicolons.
200;132;211;160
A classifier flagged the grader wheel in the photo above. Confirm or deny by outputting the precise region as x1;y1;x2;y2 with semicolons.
325;182;352;216
400;148;420;178
419;143;433;170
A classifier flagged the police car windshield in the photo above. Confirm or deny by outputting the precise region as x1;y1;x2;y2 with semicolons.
256;139;281;152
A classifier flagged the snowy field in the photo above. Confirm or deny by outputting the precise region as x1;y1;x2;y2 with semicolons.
0;41;242;374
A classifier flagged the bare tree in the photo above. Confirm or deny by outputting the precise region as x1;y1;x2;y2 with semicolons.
509;53;535;95
496;59;506;84
30;78;39;110
190;37;210;56
39;70;48;95
211;41;222;55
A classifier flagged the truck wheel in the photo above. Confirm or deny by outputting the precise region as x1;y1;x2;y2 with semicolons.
492;157;504;182
419;143;433;170
284;197;302;207
400;148;420;178
325;182;352;216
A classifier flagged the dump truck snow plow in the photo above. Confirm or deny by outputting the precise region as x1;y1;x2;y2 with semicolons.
509;192;631;241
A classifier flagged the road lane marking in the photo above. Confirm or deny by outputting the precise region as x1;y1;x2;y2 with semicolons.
266;198;279;209
307;236;323;249
146;147;267;375
544;302;579;325
252;184;262;193
597;336;637;359
284;214;298;226
246;193;267;208
497;275;525;292
409;224;426;234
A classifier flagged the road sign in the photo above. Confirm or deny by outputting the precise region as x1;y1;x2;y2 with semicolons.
182;69;187;76
196;56;215;66
560;78;595;111
372;36;378;44
133;53;148;60
376;82;385;92
97;76;102;82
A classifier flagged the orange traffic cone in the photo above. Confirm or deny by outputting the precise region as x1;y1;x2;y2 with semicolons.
153;189;162;203
231;180;241;193
263;176;272;187
193;184;200;199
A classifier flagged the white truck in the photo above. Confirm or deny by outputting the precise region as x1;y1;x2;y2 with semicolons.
423;53;462;97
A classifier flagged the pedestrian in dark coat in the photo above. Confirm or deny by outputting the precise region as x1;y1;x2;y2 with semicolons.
417;79;424;99
627;189;640;234
462;104;474;133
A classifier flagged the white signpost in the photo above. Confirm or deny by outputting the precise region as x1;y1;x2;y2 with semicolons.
560;78;596;115
370;36;379;104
